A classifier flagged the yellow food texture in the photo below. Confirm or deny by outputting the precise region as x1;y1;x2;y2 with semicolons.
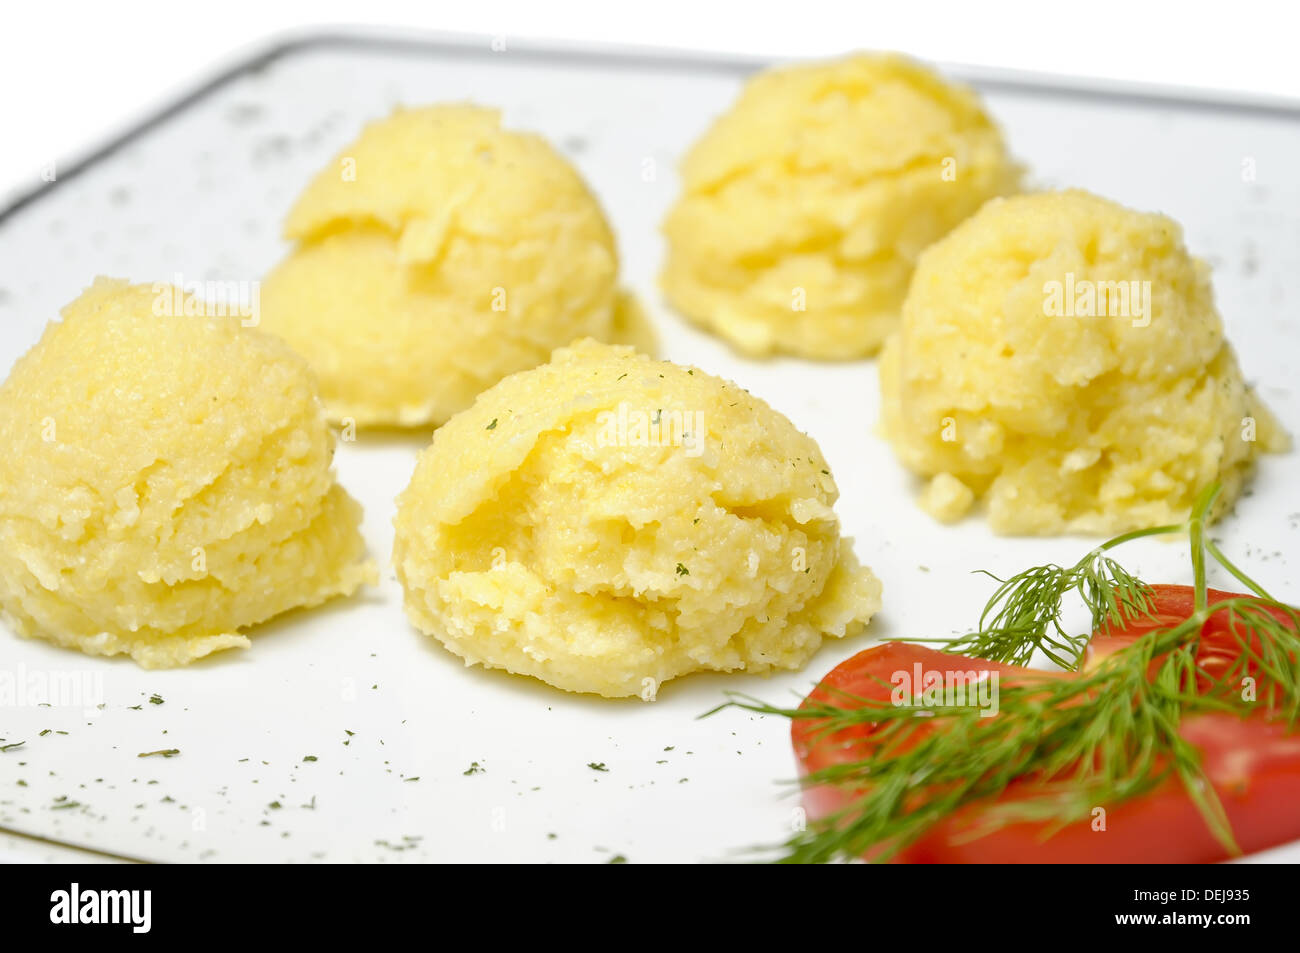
880;190;1289;535
261;104;644;427
393;339;882;697
0;278;373;667
661;53;1020;359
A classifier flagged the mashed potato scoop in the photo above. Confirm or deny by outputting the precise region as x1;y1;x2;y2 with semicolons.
393;340;882;697
662;53;1020;360
880;190;1288;535
0;279;374;667
261;104;651;428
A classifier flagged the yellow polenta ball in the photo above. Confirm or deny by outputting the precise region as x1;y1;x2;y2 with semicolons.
393;340;882;698
261;104;646;427
0;279;374;667
879;190;1289;535
661;53;1019;360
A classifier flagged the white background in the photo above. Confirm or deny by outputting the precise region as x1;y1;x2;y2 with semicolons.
2;0;1298;199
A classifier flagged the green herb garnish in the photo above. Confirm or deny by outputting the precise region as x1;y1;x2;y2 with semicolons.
716;483;1300;862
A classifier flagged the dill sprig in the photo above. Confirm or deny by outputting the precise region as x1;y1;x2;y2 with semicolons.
716;483;1300;863
939;552;1152;668
924;484;1222;670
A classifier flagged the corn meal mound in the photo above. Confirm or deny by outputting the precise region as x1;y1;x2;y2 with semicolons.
661;53;1020;360
0;279;374;667
879;190;1289;535
393;339;882;698
261;104;650;428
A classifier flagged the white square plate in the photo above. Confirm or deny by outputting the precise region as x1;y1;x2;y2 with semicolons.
1;31;1296;863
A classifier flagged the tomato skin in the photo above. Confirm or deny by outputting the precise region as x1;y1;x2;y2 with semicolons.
792;643;1057;823
1089;584;1298;688
894;713;1300;863
794;589;1300;863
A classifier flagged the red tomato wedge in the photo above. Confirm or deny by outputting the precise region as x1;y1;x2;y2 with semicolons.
793;587;1300;863
1088;584;1299;689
